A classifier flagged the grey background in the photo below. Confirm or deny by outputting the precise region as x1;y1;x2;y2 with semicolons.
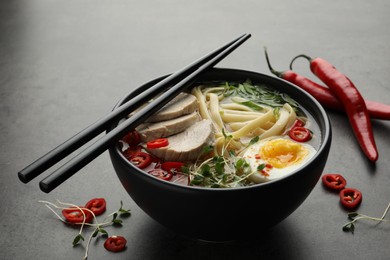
1;0;390;259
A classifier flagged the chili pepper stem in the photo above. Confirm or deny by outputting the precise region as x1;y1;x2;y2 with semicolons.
290;53;378;161
264;47;284;78
289;54;313;70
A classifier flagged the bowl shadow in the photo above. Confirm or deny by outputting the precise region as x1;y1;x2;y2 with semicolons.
127;216;302;260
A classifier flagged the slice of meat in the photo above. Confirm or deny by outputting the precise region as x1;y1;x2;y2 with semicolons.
146;92;198;122
136;112;200;142
145;120;214;162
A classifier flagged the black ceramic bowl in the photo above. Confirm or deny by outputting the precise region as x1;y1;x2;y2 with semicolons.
109;68;332;242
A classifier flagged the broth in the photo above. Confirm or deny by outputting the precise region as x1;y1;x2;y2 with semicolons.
120;79;321;188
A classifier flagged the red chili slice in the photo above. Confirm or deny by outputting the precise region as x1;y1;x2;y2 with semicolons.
340;188;362;209
122;145;143;159
289;127;312;142
151;155;162;165
128;152;152;169
62;207;93;224
291;119;305;128
148;168;173;181
146;138;169;149
85;198;106;216
104;236;127;252
322;174;347;191
122;130;141;147
161;162;185;173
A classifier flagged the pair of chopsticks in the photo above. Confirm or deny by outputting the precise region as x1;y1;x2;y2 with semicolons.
18;33;251;193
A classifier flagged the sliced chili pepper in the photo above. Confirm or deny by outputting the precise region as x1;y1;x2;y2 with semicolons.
122;145;143;159
62;207;93;224
289;127;312;142
322;174;347;191
148;168;173;181
291;119;305;128
122;130;141;147
85;198;106;216
152;157;162;168
340;188;362;209
151;155;161;165
290;54;378;162
128;152;152;169
104;236;127;252
146;138;169;149
264;48;390;120
161;161;185;173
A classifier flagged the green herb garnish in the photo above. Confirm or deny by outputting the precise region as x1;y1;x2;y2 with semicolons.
215;79;300;110
342;202;390;234
39;199;131;259
239;100;264;111
188;130;260;188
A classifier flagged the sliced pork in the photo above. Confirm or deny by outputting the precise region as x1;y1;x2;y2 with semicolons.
145;119;214;162
146;92;198;122
136;112;200;142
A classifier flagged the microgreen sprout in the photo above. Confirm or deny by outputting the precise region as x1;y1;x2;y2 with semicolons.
342;202;390;234
40;200;90;245
39;199;131;259
188;129;260;188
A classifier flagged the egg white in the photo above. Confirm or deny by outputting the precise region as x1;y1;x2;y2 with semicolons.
242;136;317;183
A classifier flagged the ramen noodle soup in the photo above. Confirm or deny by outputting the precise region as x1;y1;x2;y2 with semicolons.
120;80;320;188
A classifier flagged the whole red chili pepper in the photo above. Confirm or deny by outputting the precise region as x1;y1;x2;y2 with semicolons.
364;100;390;120
264;48;390;120
290;54;378;162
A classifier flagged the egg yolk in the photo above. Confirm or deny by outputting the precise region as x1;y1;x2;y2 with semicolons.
259;138;309;168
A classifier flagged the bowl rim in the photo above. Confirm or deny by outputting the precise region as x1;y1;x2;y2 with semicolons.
109;67;332;192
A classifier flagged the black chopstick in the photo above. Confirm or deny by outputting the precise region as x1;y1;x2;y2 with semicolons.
38;33;251;193
18;33;249;184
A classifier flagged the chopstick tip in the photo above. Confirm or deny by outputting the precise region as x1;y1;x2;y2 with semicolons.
18;171;29;184
39;181;52;193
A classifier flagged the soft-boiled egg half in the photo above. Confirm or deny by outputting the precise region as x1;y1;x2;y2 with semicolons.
243;137;317;183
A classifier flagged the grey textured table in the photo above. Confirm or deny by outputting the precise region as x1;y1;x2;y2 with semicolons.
1;1;390;259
